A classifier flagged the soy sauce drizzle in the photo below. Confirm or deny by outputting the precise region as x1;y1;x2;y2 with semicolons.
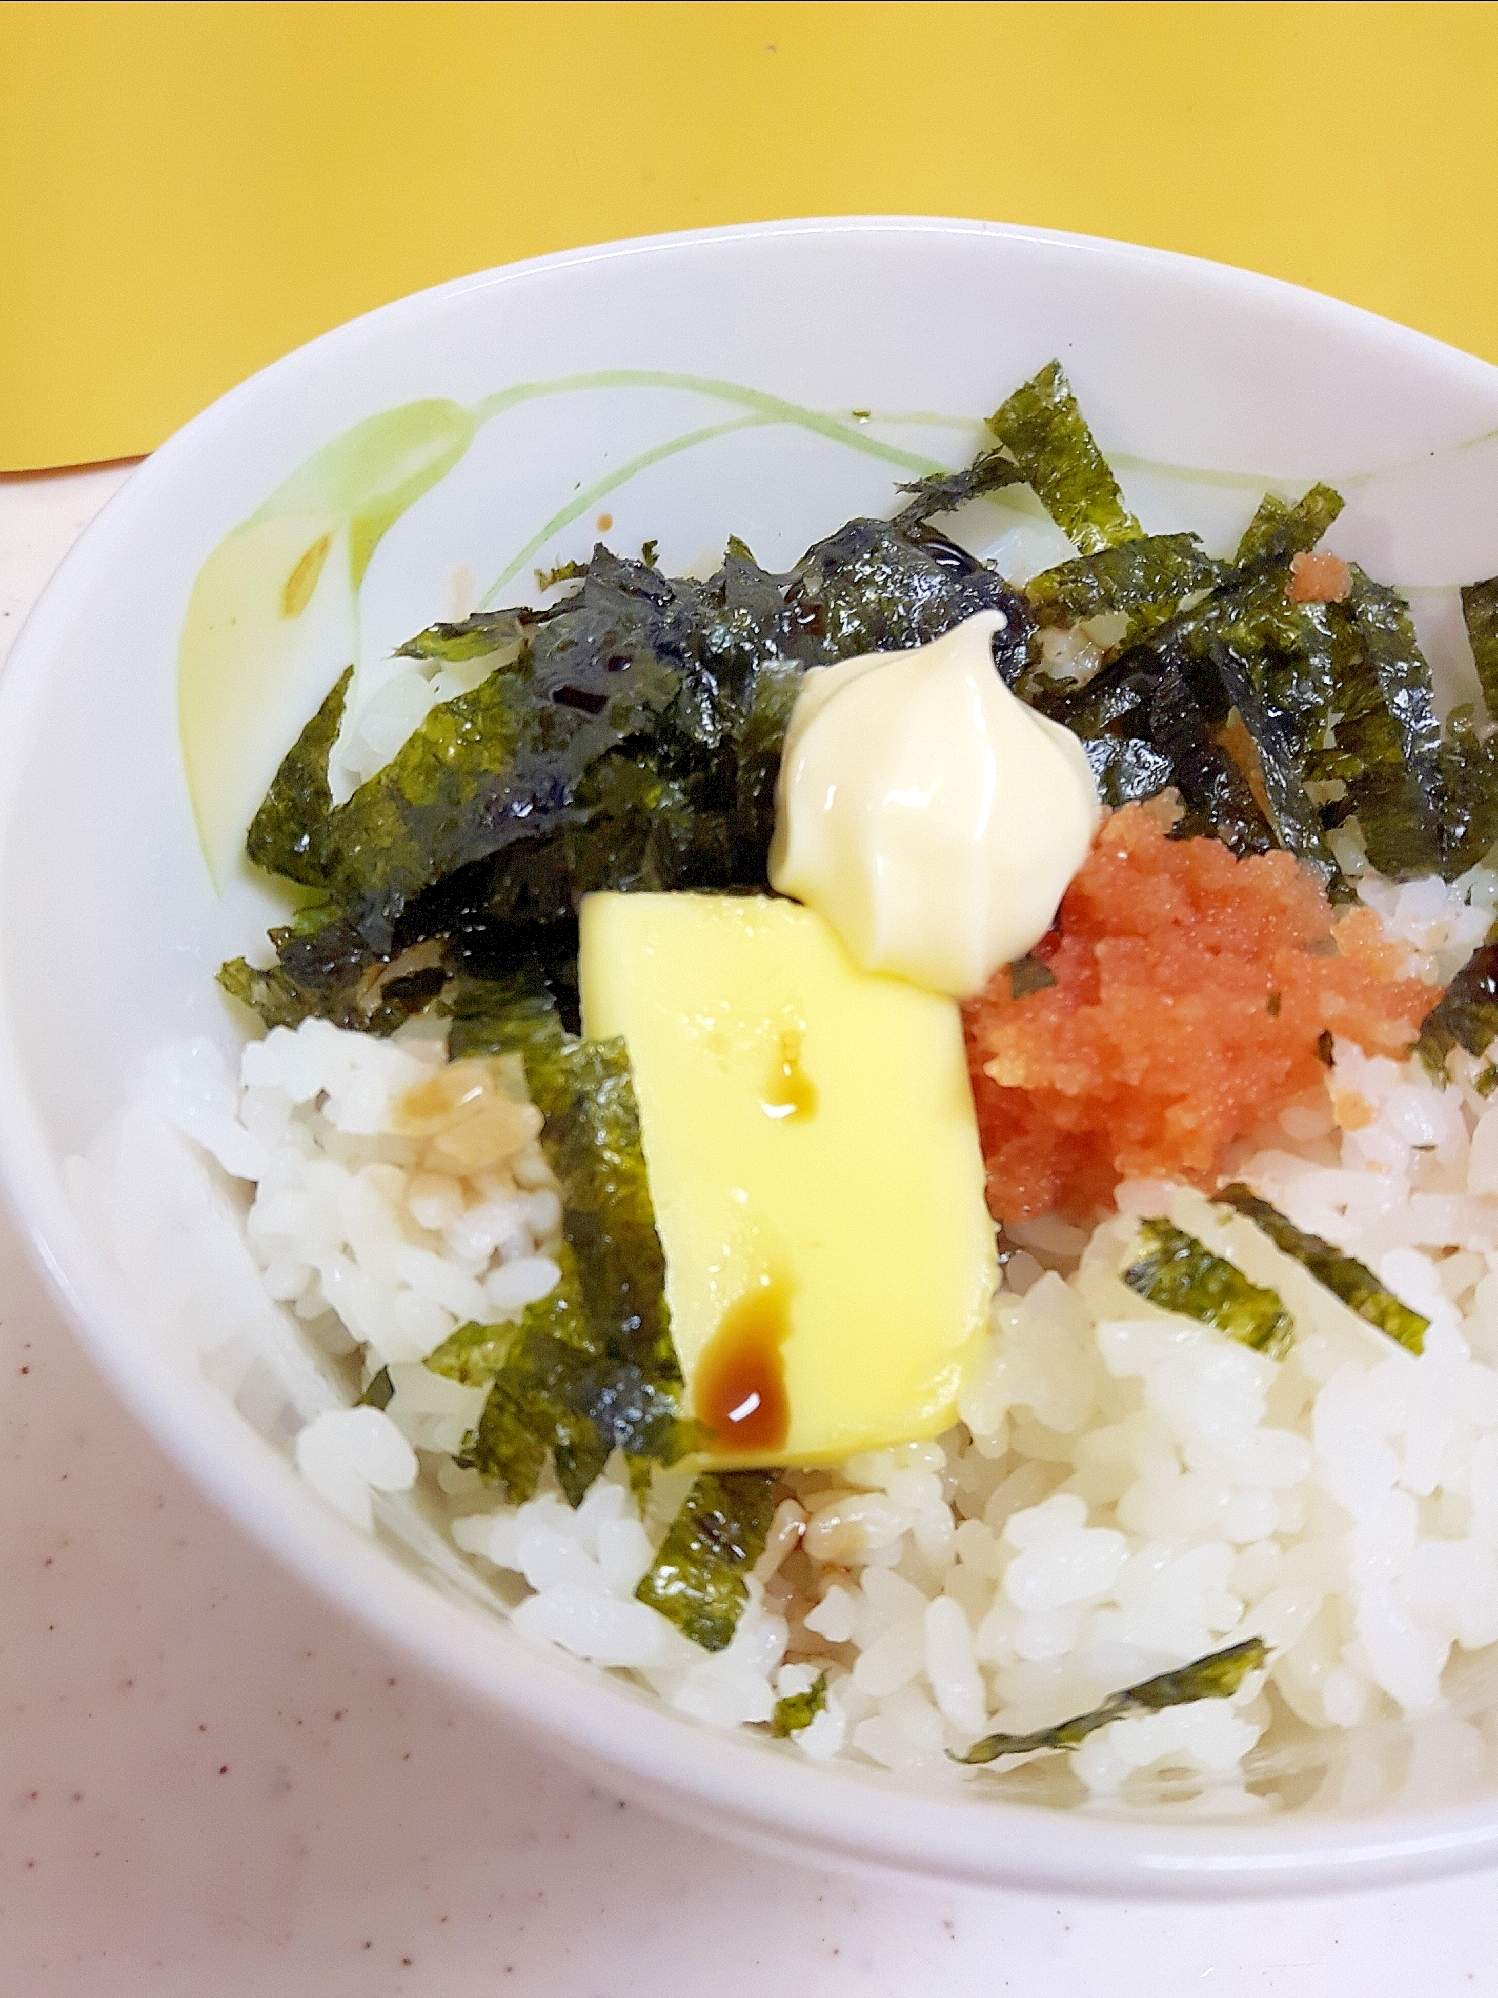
694;1273;793;1453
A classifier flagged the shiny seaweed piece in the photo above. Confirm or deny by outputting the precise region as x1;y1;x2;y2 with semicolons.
634;1470;778;1651
1216;1184;1428;1355
1025;533;1219;633
1137;652;1276;854
1008;953;1058;999
1232;484;1344;569
428;976;694;1501
216;926;446;1037
1440;708;1498;876
952;1637;1267;1765
1124;1218;1293;1357
443;964;568;1076
246;666;351;885
358;1366;394;1410
1416;940;1498;1080
777;517;1032;673
1078;734;1178;810
1202;624;1341;883
1345;570;1445;846
891;449;1027;530
1463;578;1498;719
321;552;718;953
451;1245;607;1503
313;664;538;952
1048;638;1274;854
1185;571;1441;881
772;1672;828;1738
985;361;1141;555
393;606;552;665
446;1239;688;1505
547;1036;680;1399
424;1319;523;1391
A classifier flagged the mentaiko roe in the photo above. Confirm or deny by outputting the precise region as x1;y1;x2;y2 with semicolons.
962;805;1441;1225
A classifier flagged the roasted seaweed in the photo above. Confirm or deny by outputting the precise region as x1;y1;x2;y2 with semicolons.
892;449;1026;530
393;605;556;666
1439;708;1498;877
985;361;1142;555
771;1672;828;1738
424;976;695;1503
633;1469;778;1651
246;665;351;885
358;1365;394;1410
1416;940;1498;1079
1232;485;1344;568
1216;1184;1428;1355
1464;578;1498;720
217;926;447;1037
444;1247;606;1504
1124;1218;1293;1357
1047;639;1274;854
952;1637;1267;1765
1024;533;1219;635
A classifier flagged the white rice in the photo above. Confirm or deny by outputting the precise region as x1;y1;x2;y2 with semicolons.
146;864;1498;1805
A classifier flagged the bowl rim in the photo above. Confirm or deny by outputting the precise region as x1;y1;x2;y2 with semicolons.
6;213;1498;1899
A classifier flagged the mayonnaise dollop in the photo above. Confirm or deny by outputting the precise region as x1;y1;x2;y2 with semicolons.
768;611;1101;996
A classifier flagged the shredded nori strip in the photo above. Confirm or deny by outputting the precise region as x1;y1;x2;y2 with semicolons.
1416;939;1498;1079
217;927;447;1038
951;1637;1267;1765
1216;1184;1427;1355
891;449;1026;530
1025;533;1219;633
1047;637;1274;854
1463;578;1498;721
1008;953;1058;999
634;1469;778;1651
1439;707;1498;876
1232;485;1344;569
423;975;696;1504
772;1672;828;1738
1345;569;1445;868
446;1245;612;1504
424;1320;521;1391
393;606;552;665
358;1366;394;1410
246;665;352;885
1124;1218;1293;1357
985;360;1142;555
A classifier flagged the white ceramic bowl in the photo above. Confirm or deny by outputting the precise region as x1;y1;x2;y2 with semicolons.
5;218;1498;1897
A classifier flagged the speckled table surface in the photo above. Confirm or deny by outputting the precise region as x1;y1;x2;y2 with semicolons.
5;468;1498;1996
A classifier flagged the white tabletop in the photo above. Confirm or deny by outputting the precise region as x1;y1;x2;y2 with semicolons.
4;466;1498;1996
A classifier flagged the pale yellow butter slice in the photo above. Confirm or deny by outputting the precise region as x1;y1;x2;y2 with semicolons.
578;892;996;1469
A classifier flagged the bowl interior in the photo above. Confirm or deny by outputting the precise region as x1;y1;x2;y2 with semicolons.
6;217;1498;1895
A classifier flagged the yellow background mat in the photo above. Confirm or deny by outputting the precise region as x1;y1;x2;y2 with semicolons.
2;0;1494;471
